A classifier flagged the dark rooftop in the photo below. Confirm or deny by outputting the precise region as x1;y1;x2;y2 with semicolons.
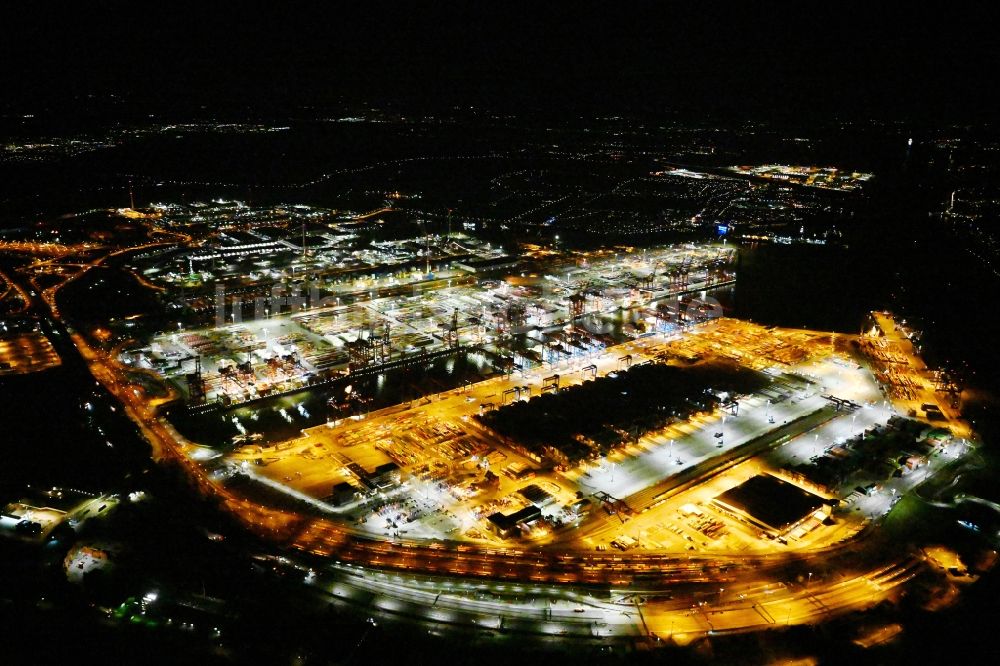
455;255;520;273
487;505;542;532
517;484;555;507
714;475;826;532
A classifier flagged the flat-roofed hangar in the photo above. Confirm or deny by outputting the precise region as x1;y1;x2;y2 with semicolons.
712;474;833;539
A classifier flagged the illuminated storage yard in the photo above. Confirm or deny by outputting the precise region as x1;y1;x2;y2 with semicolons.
2;194;986;651
3;10;998;663
7;204;967;647
125;233;736;409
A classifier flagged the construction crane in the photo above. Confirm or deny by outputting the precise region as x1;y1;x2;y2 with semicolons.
505;301;527;330
182;355;205;402
638;260;668;291
347;326;378;370
568;280;602;328
666;255;693;292
379;321;391;363
443;309;460;349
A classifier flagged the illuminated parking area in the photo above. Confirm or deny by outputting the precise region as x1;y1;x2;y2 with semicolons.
726;164;874;192
0;330;62;375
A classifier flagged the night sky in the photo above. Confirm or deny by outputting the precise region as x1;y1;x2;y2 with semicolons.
3;4;997;119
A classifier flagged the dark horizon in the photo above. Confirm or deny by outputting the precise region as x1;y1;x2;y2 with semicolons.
3;4;998;121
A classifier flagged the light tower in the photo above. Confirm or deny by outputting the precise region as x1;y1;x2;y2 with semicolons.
425;223;431;275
